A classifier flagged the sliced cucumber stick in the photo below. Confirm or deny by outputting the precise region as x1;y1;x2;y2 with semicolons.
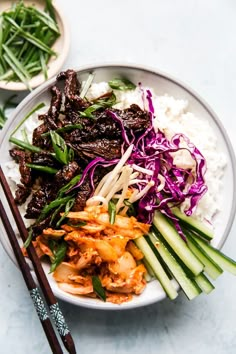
186;233;223;280
153;212;204;276
191;234;236;275
195;273;215;294
135;236;178;300
149;233;202;300
171;207;214;241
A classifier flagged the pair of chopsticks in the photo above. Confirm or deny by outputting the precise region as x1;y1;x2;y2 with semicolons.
0;167;76;354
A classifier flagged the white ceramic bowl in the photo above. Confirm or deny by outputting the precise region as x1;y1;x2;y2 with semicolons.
0;63;236;310
0;0;70;91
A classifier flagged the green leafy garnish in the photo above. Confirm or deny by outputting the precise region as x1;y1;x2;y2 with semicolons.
80;93;116;118
48;240;67;273
108;200;116;225
108;78;136;91
50;131;73;165
92;276;106;302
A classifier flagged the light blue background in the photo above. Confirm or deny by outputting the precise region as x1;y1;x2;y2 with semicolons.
0;1;236;353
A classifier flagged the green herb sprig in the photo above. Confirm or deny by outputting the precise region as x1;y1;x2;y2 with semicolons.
48;239;67;273
92;276;106;302
108;200;116;225
108;78;136;91
80;93;116;119
50;131;74;165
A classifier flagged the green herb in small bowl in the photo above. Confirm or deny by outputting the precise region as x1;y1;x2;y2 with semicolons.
0;0;70;91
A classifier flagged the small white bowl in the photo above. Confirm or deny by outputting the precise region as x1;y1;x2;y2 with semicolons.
0;63;236;310
0;0;70;91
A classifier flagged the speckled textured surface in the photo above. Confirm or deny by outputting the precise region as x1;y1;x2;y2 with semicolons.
0;1;236;353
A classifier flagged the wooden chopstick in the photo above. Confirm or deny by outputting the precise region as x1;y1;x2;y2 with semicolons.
0;200;63;354
0;167;76;354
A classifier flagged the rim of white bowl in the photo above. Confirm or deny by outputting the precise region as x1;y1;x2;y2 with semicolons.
0;62;236;310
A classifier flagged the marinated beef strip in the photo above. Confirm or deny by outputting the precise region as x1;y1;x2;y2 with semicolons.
15;184;31;205
54;161;80;185
32;151;59;169
113;104;151;132
25;180;55;219
57;69;89;112
33;85;62;148
73;169;105;212
10;148;32;186
39;85;62;130
10;148;33;204
75;139;121;160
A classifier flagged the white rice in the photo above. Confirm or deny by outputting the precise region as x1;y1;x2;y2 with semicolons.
5;82;227;228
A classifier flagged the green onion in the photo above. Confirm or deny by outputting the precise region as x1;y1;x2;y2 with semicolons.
9;136;42;153
80;93;116;118
26;163;58;174
108;200;116;224
38;195;74;222
48;240;67;273
40;52;48;80
80;73;95;99
108;78;136;91
123;199;136;216
67;221;87;228
50;204;63;225
23;227;33;248
92;276;106;302
0;1;60;85
0;16;3;57
41;124;83;137
21;127;29;143
56;198;75;227
2;45;31;82
57;174;81;198
45;0;56;22
27;7;59;34
3;52;30;89
4;16;56;56
50;131;73;165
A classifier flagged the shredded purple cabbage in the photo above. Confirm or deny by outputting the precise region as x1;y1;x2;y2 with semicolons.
127;89;207;230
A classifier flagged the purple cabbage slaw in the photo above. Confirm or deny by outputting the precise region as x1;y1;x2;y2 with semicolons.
71;87;208;231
